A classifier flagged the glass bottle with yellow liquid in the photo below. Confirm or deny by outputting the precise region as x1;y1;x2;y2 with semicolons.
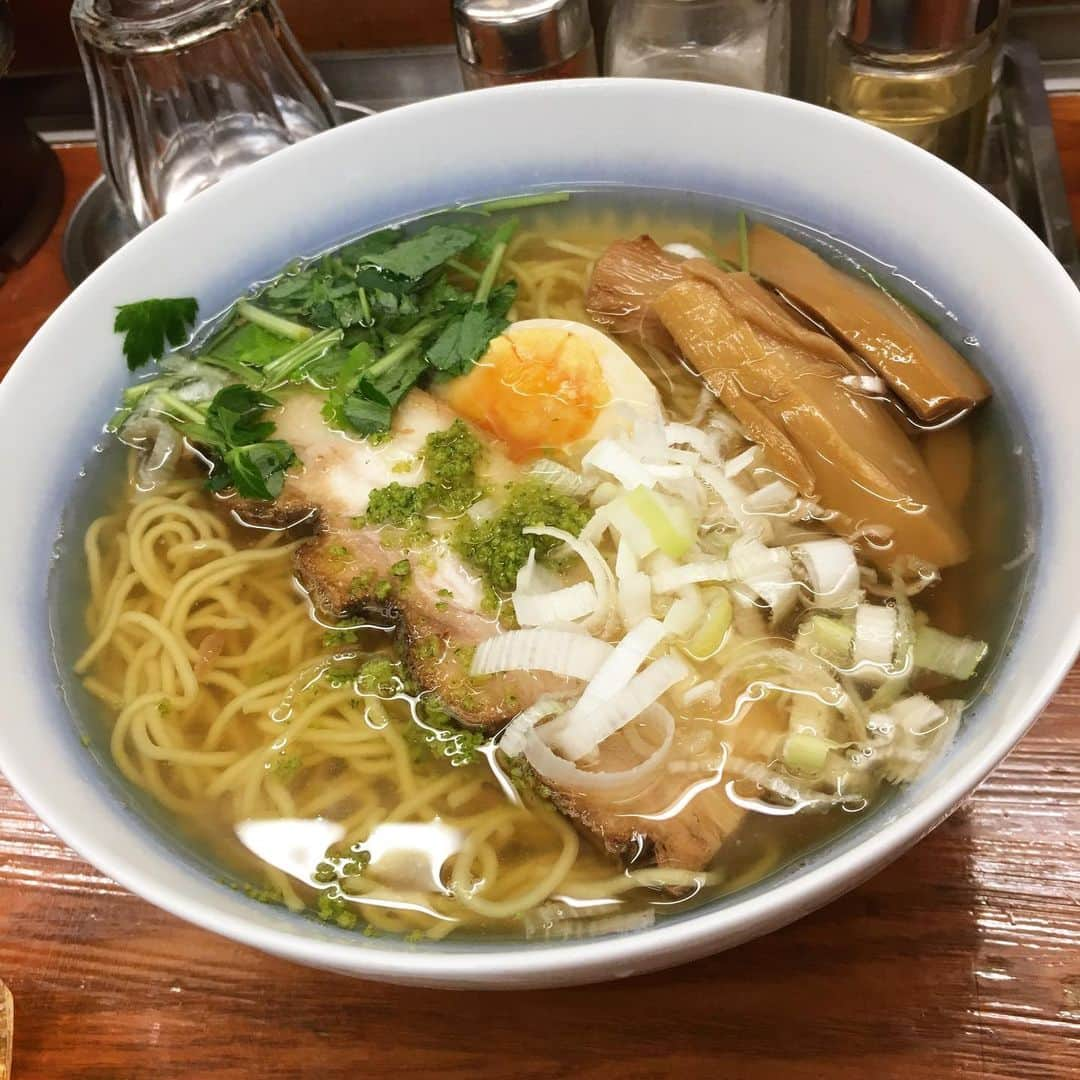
827;0;1008;175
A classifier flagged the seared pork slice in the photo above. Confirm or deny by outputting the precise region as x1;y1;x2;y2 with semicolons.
232;390;556;731
543;699;788;871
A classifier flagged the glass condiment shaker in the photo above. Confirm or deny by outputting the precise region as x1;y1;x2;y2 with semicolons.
605;0;790;94
826;0;1008;176
452;0;599;90
71;0;339;229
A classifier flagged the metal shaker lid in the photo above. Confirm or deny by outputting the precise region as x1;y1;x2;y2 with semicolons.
452;0;594;75
831;0;1006;54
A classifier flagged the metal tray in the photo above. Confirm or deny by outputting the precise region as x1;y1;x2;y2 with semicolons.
61;41;1079;286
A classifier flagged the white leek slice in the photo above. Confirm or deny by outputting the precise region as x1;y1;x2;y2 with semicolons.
569;616;667;721
522;705;676;794
743;479;798;513
723;445;761;479
527;458;593;497
887;693;947;735
471;630;613;681
796;614;854;663
615;537;639;579
794;538;861;609
524;525;614;634
499;697;564;758
698;464;770;541
782;732;831;773
652;560;731;594
514;548;559;595
685;590;733;660
624;486;697;559
552;657;689;761
605;497;657;558
661;589;704;638
665;422;721;461
513;581;598;627
617;571;653;628
728;537;798;624
682;678;717;705
913;626;988;681
853;603;898;684
582;439;656;490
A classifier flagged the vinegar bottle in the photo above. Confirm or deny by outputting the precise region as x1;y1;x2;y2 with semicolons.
826;0;1008;176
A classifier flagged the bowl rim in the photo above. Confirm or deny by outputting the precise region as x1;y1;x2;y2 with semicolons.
2;77;1078;988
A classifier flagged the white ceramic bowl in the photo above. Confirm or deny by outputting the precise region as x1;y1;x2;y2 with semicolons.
1;80;1077;989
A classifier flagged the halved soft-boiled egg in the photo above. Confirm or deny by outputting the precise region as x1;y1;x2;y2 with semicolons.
435;318;663;461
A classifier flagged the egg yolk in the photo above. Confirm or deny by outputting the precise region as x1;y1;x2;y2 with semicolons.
439;327;610;460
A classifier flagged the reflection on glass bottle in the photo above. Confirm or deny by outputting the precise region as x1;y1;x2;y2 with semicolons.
606;0;790;94
826;0;1006;176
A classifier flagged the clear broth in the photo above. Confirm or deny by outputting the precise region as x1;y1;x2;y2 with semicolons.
50;189;1033;942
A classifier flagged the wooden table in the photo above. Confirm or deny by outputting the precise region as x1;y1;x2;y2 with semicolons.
1;129;1078;1079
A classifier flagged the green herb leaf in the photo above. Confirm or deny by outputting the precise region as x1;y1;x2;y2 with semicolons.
223;440;296;500
205;385;281;446
353;265;411;296
367;225;478;280
341;395;392;436
426;305;508;375
114;297;199;370
207;322;292;370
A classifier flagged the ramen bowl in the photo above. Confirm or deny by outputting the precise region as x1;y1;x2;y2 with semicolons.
0;80;1077;989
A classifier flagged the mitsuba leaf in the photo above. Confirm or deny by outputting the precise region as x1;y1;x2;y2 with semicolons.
114;297;199;370
367;225;478;280
208;322;291;369
341;395;392;436
205;385;280;446
323;343;374;429
426;282;516;376
223;440;296;499
354;265;411;296
338;228;404;264
360;352;428;409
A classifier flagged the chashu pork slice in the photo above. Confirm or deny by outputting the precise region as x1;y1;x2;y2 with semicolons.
230;389;562;732
539;698;789;871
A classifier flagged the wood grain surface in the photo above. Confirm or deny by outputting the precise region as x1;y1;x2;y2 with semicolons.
0;129;1078;1078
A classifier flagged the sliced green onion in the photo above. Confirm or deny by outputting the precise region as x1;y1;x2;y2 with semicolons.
737;211;750;273
913;626;988;681
625;486;696;559
783;732;831;774
686;590;733;660
715;257;741;273
473;191;571;213
236;300;313;342
797;614;854;662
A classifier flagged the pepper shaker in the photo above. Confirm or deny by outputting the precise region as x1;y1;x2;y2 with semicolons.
452;0;599;90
